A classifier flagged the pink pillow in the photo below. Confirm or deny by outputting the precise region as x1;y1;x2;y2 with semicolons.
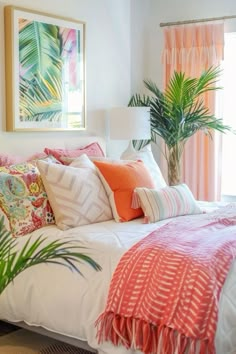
0;152;61;167
26;152;48;161
44;142;105;165
0;154;24;166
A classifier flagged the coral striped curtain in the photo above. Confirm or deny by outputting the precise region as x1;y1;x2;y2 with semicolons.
162;23;224;201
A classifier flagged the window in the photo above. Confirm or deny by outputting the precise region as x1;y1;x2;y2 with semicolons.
221;33;236;199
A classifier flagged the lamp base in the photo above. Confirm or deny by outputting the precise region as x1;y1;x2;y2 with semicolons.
120;141;136;159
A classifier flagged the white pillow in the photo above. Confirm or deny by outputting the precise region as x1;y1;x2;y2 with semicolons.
37;156;113;230
134;183;202;223
70;153;97;169
121;144;167;189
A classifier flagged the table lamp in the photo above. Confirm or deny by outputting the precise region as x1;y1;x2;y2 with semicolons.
109;107;151;158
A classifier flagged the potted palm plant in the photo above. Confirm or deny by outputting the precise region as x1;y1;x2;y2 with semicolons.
129;66;232;185
0;217;101;295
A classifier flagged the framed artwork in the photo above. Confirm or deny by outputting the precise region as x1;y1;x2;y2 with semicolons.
4;6;86;131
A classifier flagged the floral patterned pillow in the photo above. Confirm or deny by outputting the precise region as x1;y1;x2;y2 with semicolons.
0;162;55;237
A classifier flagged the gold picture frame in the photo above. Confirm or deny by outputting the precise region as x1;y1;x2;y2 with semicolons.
4;6;86;131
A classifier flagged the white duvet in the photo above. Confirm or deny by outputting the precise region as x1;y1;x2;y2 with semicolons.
0;201;235;354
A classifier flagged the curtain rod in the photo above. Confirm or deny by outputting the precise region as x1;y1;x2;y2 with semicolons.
160;14;236;27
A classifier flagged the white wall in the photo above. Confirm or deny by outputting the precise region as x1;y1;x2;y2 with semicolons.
2;1;236;159
0;0;131;157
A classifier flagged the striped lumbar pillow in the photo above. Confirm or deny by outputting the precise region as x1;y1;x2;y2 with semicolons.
134;183;202;223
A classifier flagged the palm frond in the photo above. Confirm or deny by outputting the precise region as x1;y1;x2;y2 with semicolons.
19;20;64;122
0;217;101;295
128;66;234;180
143;80;163;99
195;66;223;96
165;71;196;108
132;139;151;150
20;72;62;121
19;22;61;79
128;94;151;107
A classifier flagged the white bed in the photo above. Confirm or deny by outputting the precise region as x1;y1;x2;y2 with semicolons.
0;139;235;354
0;201;236;354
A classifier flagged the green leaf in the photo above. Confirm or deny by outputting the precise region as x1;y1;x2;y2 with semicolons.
129;66;233;154
0;217;101;295
19;22;61;79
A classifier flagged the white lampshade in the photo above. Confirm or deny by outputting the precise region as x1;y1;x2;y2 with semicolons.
109;107;151;140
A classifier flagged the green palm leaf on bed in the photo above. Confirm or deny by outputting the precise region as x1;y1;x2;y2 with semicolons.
0;217;101;295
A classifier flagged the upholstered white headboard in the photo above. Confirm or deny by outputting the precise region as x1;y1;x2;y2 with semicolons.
0;133;106;158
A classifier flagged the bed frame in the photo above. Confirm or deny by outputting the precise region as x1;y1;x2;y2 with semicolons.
5;320;97;353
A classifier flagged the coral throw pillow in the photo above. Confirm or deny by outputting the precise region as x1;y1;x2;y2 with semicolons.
0;162;55;237
44;142;105;165
93;160;155;222
134;183;202;223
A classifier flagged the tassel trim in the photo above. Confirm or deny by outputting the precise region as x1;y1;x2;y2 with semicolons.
95;312;214;354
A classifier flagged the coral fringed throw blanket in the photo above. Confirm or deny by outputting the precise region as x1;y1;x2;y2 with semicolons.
96;205;236;354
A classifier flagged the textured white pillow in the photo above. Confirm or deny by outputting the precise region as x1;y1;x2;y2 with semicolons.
69;153;97;169
37;157;113;230
122;144;167;189
134;183;202;223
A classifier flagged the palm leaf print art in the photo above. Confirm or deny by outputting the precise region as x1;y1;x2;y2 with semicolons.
18;18;82;127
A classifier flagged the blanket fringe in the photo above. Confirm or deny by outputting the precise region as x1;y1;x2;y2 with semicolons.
95;312;214;354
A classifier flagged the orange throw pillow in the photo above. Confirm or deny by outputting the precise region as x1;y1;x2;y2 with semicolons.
93;160;155;222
